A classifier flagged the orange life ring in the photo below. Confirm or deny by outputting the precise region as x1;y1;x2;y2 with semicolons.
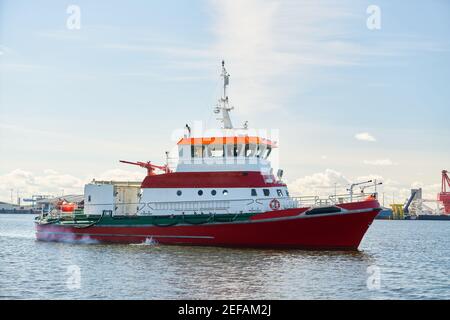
269;199;281;210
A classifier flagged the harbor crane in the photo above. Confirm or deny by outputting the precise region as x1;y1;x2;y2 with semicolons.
438;170;450;214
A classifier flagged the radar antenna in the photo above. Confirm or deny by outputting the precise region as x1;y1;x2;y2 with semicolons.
214;60;234;129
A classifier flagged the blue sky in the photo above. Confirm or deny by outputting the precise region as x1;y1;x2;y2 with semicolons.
1;0;449;204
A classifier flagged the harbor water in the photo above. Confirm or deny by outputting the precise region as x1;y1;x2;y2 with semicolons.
0;214;449;299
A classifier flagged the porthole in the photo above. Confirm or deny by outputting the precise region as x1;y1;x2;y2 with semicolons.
198;190;203;196
223;190;228;196
176;190;182;196
211;190;217;196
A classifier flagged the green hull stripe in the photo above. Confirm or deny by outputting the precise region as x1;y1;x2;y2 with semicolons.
37;212;256;227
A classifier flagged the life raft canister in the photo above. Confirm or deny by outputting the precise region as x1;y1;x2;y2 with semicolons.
365;194;377;201
269;198;281;210
60;202;77;212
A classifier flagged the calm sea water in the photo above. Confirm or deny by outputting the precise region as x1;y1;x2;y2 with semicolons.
0;214;449;300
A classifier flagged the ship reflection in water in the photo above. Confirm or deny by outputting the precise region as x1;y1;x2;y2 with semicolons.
0;214;449;300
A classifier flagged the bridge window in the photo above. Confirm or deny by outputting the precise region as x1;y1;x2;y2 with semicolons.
246;143;258;157
263;189;270;196
225;144;235;157
206;144;224;157
192;145;204;158
251;189;257;196
178;145;190;160
236;143;245;157
264;146;272;159
257;144;264;158
257;145;272;159
277;189;283;197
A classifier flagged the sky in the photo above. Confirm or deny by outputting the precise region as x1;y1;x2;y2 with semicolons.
0;0;449;205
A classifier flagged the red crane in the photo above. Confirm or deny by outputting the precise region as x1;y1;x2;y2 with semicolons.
120;160;171;176
438;170;450;214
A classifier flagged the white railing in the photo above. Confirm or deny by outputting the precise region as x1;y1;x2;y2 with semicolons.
290;192;375;207
148;200;230;212
42;192;376;218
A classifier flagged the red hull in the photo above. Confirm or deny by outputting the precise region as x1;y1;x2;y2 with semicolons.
36;201;380;250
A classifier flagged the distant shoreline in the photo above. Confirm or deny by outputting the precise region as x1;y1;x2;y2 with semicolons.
0;211;38;215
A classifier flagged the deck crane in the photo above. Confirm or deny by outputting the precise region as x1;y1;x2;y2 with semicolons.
438;170;450;214
359;180;383;194
120;160;172;176
347;180;373;202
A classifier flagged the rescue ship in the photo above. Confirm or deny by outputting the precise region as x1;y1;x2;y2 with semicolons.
35;61;381;250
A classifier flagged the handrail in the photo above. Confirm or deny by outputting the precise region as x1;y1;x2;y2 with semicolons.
288;193;374;207
45;193;375;217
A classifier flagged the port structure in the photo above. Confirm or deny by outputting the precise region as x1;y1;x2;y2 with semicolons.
438;170;450;214
404;189;420;215
388;171;450;220
398;170;450;218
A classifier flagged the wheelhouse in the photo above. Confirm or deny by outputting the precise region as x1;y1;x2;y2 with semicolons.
177;136;276;165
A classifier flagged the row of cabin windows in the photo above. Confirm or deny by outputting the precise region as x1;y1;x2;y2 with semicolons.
252;189;289;197
179;143;272;159
175;188;289;197
177;189;229;196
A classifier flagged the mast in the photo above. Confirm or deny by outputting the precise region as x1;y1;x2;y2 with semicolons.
215;60;234;129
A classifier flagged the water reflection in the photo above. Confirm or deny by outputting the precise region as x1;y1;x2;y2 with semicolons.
103;245;376;299
1;215;449;299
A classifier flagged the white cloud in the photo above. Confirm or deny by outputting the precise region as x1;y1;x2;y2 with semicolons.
363;159;398;166
43;169;59;175
207;1;441;116
0;169;144;203
0;169;84;202
91;0;444;118
355;132;376;142
410;182;441;201
0;45;12;56
208;0;361;114
288;169;351;196
90;169;145;182
355;174;386;183
287;169;444;208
